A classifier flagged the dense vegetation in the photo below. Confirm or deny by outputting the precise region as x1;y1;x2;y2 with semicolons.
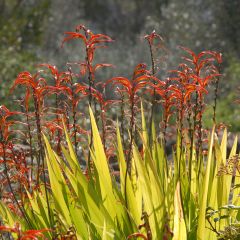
0;24;240;240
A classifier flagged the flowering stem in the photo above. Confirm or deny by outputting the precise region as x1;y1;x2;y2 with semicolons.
148;42;156;143
24;108;34;189
213;65;221;125
68;67;78;152
197;96;204;176
163;79;170;146
55;93;61;154
178;95;184;180
120;91;126;149
85;48;95;173
124;92;136;211
187;98;193;182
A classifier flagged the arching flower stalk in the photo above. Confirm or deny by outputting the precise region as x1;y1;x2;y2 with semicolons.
11;71;53;228
12;71;47;184
151;78;172;145
67;66;79;152
168;76;200;179
107;63;155;171
106;63;161;210
62;24;113;113
210;52;222;125
39;64;70;153
180;47;221;160
116;87;127;149
60;75;89;156
62;24;113;170
21;89;35;188
144;31;164;140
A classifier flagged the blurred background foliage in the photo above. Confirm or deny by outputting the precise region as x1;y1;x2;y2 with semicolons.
1;0;240;130
0;0;50;104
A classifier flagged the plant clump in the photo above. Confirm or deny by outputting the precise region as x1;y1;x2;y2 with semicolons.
0;24;239;240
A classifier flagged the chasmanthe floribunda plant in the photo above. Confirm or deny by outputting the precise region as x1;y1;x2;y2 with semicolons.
0;25;239;240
